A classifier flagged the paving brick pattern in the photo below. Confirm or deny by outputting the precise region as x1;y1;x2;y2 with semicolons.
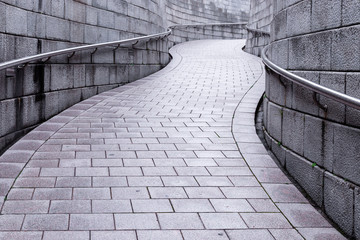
0;40;345;239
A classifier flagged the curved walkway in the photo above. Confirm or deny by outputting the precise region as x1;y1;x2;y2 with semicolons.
0;40;345;240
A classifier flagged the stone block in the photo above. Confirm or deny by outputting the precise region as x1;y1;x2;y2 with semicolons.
94;66;110;85
311;0;341;31
70;22;85;43
93;49;114;64
108;0;128;14
0;99;17;137
267;102;282;142
50;65;74;91
6;5;27;35
51;0;65;18
271;139;286;167
332;25;360;71
97;8;114;28
319;72;346;123
86;6;98;25
73;65;86;88
21;95;44;128
282;108;304;155
290;71;319;115
45;92;59;119
286;151;324;206
304;115;334;170
342;0;360;25
65;1;85;22
267;71;286;106
289;31;331;70
345;73;360;128
355;188;360;239
273;8;287;40
15;37;38;60
286;0;311;36
333;124;360;185
58;89;81;112
45;16;70;41
81;87;97;100
324;172;354;236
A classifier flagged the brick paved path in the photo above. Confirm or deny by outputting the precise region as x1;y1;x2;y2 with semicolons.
0;40;345;239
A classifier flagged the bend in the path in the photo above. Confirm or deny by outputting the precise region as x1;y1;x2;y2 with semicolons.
0;40;345;240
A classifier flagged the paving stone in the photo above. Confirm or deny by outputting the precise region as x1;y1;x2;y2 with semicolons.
162;176;199;186
207;167;252;176
33;188;72;200
158;213;204;229
221;187;268;198
91;231;136;240
185;187;224;198
93;200;132;213
73;188;111;200
137;230;183;240
149;187;187;198
0;215;24;230
226;230;275;240
115;213;160;229
93;177;127;187
175;167;210;176
50;200;91;214
40;168;75;177
269;229;304;240
56;177;91;187
200;213;247;229
128;177;163;186
7;188;34;200
262;184;308;203
132;199;173;212
210;199;254;212
252;168;291;184
172;199;214;212
241;213;292;228
70;214;115;230
297;228;347;240
76;167;109;176
2;200;49;214
182;230;229;240
247;199;279;212
43;231;90;240
110;167;143;176
23;214;69;230
0;232;42;240
14;177;56;188
229;176;260;186
112;187;149;199
195;176;233;186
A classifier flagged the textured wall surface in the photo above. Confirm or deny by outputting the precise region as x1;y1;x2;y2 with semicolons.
166;0;250;25
244;0;272;56
0;0;250;155
261;0;360;238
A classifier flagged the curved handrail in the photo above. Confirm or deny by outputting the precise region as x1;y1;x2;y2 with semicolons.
245;25;270;35
170;22;247;29
0;22;249;71
261;45;360;110
0;30;172;71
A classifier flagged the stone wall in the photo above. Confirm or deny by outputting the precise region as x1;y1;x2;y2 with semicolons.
0;0;250;155
166;0;250;25
244;0;272;56
261;0;360;238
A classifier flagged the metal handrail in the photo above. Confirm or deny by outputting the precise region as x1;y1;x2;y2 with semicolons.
170;22;247;29
245;25;270;35
261;45;360;110
0;30;172;71
0;22;249;72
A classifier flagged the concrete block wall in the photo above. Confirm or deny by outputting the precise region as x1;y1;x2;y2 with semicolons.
166;0;250;25
261;0;360;238
0;0;167;155
244;0;273;56
0;0;250;155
